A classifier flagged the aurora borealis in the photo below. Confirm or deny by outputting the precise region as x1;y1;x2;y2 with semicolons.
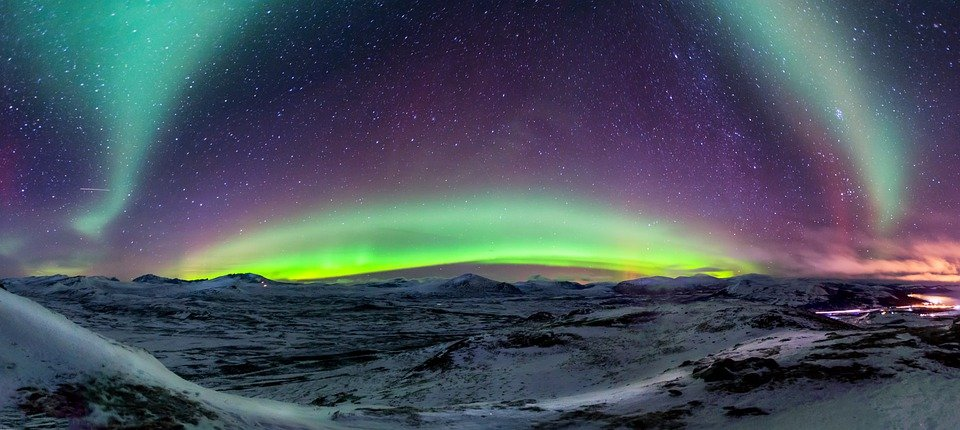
2;1;960;282
171;193;756;280
10;1;260;237
711;0;907;229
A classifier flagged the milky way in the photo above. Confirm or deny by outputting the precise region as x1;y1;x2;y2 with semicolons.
2;1;960;281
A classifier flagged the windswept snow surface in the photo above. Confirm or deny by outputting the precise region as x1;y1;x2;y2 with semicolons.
2;274;960;428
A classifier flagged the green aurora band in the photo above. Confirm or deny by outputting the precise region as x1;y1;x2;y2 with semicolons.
711;0;907;230
13;1;261;237
171;194;758;281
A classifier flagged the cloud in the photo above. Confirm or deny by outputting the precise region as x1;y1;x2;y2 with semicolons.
767;232;960;282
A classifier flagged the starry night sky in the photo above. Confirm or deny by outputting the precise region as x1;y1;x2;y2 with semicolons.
2;1;960;282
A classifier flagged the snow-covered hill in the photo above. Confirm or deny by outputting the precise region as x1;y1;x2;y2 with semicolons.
0;287;343;428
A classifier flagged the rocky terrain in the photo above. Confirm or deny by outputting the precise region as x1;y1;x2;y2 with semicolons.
1;273;958;428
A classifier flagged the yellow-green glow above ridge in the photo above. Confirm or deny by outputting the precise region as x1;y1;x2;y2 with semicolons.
171;193;757;281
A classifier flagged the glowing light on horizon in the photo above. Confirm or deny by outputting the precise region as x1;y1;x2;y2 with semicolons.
906;293;957;307
816;293;960;317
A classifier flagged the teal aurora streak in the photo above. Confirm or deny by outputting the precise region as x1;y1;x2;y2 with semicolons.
712;0;907;229
12;1;261;236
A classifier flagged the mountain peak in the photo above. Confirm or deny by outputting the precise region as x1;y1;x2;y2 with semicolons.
217;273;272;284
132;274;186;284
433;274;523;295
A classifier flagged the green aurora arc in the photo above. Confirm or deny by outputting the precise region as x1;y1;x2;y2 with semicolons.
12;1;261;237
170;194;758;281
711;0;907;230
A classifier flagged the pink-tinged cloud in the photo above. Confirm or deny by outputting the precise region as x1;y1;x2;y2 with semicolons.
769;234;960;283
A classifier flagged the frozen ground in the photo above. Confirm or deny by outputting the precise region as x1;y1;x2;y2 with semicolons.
2;273;960;428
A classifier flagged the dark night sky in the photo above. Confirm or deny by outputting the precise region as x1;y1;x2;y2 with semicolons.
3;1;960;282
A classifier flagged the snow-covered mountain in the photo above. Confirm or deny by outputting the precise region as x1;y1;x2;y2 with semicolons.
132;274;188;284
